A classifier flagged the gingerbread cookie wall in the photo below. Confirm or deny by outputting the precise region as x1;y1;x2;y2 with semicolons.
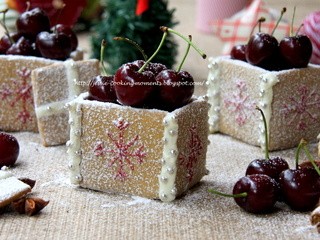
67;93;209;202
207;56;320;150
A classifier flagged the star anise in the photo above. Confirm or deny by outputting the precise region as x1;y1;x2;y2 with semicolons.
311;200;320;233
11;197;49;216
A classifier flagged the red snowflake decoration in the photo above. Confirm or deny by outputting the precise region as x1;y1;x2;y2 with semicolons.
0;67;33;124
280;85;320;131
93;118;146;180
179;125;203;183
224;79;256;126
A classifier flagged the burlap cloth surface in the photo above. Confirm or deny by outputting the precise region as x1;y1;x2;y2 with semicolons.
1;1;319;239
0;131;318;240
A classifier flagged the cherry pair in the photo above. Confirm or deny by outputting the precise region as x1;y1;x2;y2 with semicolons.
231;7;313;70
0;7;77;60
88;27;206;111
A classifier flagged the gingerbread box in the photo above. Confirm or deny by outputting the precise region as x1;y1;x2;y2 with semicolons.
0;55;58;132
0;52;83;132
67;93;209;202
31;59;99;146
207;56;320;151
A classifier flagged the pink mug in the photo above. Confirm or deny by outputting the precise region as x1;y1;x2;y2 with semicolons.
196;0;249;33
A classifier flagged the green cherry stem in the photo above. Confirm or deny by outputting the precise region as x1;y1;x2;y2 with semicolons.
295;23;304;36
208;189;248;198
257;17;266;33
113;37;148;61
0;9;13;44
271;7;286;36
290;6;296;36
301;140;320;176
160;26;207;59
177;35;192;72
138;30;168;73
256;106;270;159
100;39;108;76
295;139;306;169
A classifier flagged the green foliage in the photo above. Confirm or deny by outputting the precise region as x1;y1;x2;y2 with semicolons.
90;0;178;74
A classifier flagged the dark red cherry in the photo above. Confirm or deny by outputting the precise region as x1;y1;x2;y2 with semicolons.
16;7;50;40
246;107;290;183
36;31;72;60
230;44;247;62
147;62;167;75
129;60;167;76
279;35;313;68
0;32;22;54
88;75;117;103
245;32;279;69
52;24;78;51
6;36;34;56
246;156;289;182
114;61;155;107
155;69;194;110
299;160;320;170
0;132;20;168
233;174;279;214
279;168;320;211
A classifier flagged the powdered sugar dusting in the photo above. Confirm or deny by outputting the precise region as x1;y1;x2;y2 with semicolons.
6;131;319;239
67;93;209;201
0;55;58;131
32;59;99;146
207;56;320;150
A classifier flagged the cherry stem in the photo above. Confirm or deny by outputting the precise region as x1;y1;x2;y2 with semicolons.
138;30;168;73
208;189;248;198
160;26;207;59
177;35;192;72
256;106;269;159
26;1;31;11
301;139;320;176
100;39;108;76
0;9;13;44
271;7;286;36
53;0;66;26
295;139;307;169
257;17;266;33
296;23;304;36
113;37;148;61
290;6;296;36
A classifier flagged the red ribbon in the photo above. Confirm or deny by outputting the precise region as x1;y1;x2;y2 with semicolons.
135;0;150;16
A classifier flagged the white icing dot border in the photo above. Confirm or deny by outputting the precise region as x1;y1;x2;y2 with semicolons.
206;57;221;133
67;99;83;184
158;113;179;202
258;73;279;150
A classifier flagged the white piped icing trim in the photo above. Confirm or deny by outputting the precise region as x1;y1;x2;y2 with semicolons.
64;59;81;98
258;73;279;151
67;100;83;184
35;99;70;118
206;57;221;133
158;113;179;202
35;59;80;119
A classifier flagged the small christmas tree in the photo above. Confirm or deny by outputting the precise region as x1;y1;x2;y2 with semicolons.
90;0;178;74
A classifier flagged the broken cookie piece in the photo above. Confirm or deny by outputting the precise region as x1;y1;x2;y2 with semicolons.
0;171;31;208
